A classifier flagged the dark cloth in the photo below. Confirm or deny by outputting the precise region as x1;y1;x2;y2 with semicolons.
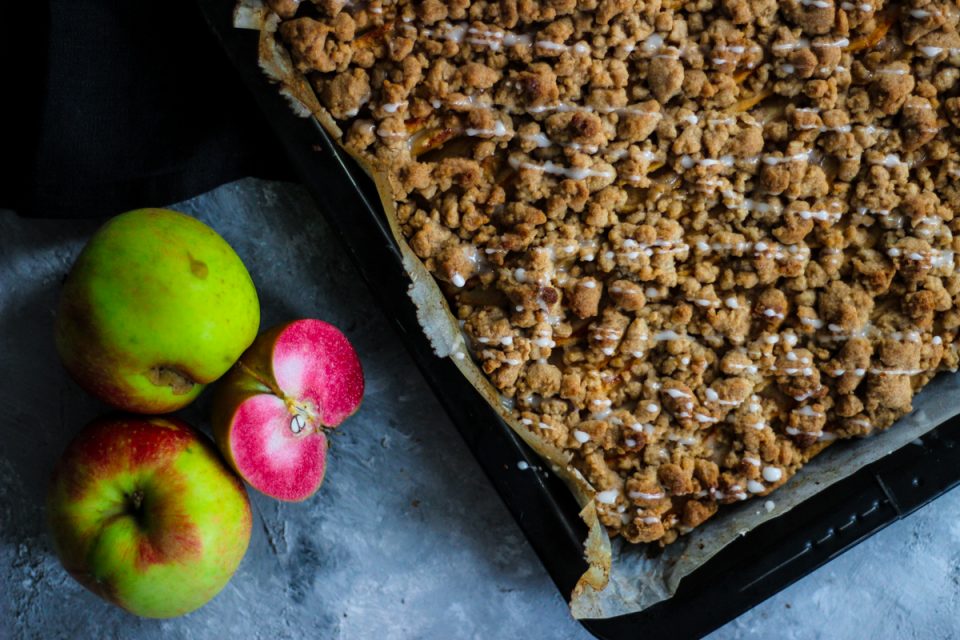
1;1;292;218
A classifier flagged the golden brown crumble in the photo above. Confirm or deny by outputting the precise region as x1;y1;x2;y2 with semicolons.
275;0;960;544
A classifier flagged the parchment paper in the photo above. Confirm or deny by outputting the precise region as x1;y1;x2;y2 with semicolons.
234;1;960;619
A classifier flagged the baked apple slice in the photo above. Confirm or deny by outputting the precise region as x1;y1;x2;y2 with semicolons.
211;319;364;501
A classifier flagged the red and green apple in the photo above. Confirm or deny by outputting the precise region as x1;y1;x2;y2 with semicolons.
55;208;260;413
211;319;364;501
47;415;252;618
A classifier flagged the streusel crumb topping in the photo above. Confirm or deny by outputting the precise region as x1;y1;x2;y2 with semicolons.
273;0;960;544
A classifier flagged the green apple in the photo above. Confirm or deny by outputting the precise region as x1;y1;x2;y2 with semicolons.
47;415;253;618
55;208;260;413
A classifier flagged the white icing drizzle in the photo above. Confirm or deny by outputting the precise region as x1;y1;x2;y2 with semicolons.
464;120;510;138
509;155;615;180
795;405;824;418
918;44;960;58
876;153;909;169
747;480;766;494
375;124;407;139
886;247;955;268
382;100;407;114
629;490;665;500
596;489;620;504
761;150;815;165
680;154;735;169
667;434;700;445
869;367;927;376
762;466;783;482
772;37;849;52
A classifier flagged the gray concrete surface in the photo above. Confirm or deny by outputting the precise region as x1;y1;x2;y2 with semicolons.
2;178;959;639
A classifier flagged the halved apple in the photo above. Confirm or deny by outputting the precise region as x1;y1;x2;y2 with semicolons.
211;319;364;501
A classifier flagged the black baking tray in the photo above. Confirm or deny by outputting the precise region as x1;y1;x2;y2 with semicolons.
198;2;960;636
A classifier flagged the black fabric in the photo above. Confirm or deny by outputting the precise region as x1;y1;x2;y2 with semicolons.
1;1;293;218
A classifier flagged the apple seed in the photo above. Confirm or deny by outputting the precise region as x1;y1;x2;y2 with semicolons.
290;413;306;434
288;401;318;435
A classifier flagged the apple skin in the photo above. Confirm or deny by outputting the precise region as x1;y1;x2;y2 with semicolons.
47;415;252;618
55;208;260;413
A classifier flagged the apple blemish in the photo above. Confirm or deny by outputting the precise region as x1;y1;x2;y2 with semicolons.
146;365;196;395
211;319;364;501
188;253;209;279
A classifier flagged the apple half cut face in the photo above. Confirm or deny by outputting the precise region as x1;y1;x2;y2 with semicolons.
212;319;364;501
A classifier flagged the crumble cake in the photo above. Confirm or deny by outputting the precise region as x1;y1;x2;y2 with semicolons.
263;0;960;546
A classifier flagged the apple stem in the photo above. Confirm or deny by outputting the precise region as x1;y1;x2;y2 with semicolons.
236;359;285;398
